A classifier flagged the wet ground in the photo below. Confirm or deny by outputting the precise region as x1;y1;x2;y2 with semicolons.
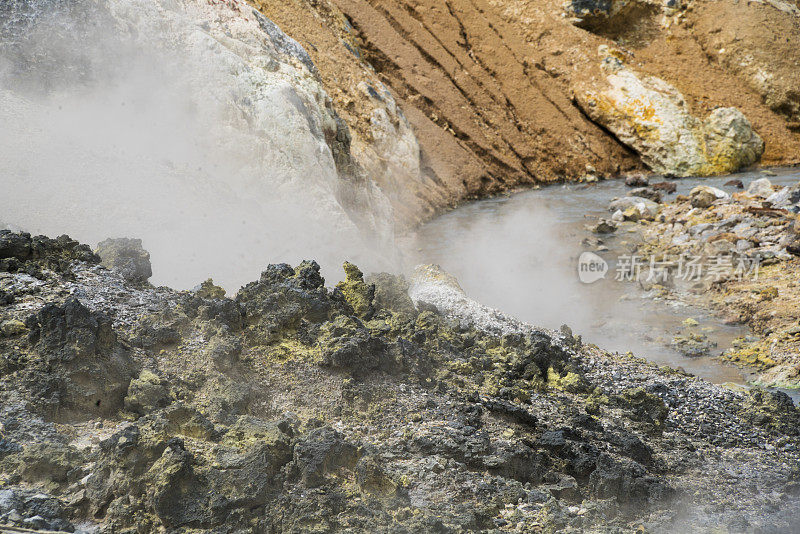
408;168;800;402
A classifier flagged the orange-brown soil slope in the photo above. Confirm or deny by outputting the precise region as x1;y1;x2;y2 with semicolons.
249;0;800;223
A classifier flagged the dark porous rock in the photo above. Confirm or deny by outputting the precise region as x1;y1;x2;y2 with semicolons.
628;187;663;203
0;289;14;305
481;398;538;427
237;261;343;343
739;387;800;435
617;388;669;432
184;294;243;335
651;181;677;194
588;454;671;507
609;430;653;465
724;178;745;189
95;237;152;283
483;441;548;484
0;488;75;532
21;298;135;421
294;426;359;487
624;173;649;187
355;454;398;496
0;231;98;275
85;414;293;532
131;322;182;349
317;315;395;374
3;230;800;532
543;473;581;501
124;369;171;415
538;429;568;452
0;231;31;260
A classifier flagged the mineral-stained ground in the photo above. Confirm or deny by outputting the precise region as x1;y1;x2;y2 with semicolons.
250;0;800;224
0;230;798;533
630;178;800;390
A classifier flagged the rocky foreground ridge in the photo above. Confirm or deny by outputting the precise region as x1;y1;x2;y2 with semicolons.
0;230;798;533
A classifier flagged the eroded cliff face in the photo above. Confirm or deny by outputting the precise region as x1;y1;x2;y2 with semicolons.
252;0;644;225
244;0;800;222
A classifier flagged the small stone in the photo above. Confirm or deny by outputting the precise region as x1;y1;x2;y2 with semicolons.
690;186;728;208
747;178;774;198
628;187;663;203
589;219;617;234
651;181;677;193
0;319;26;337
625;173;649;187
608;196;660;219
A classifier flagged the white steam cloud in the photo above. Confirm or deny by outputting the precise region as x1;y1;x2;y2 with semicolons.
0;0;397;291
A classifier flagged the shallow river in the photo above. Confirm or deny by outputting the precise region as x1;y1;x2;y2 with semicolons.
407;168;800;403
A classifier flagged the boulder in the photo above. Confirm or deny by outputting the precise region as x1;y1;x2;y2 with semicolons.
0;231;98;274
96;238;152;283
575;46;764;177
124;370;171;415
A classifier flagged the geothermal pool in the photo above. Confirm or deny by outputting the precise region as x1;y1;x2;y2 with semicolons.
408;168;800;403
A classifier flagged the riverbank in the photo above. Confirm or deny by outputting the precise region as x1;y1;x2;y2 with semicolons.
0;230;798;532
617;173;800;390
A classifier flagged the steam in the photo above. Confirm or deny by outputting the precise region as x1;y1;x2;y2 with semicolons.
0;0;397;291
407;200;602;335
406;192;720;370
